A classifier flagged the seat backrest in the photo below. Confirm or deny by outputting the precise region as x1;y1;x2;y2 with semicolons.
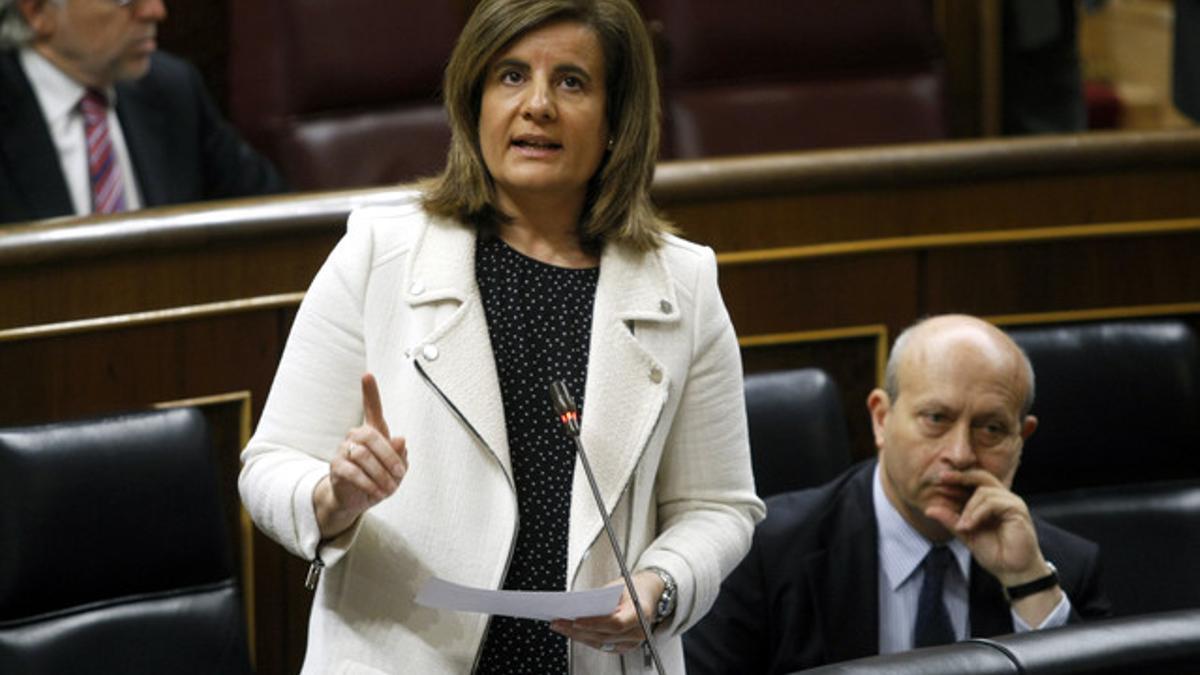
799;609;1200;674
1008;318;1200;495
796;640;1019;675
0;408;251;675
642;0;948;159
1030;480;1200;617
744;368;853;498
228;1;465;190
981;608;1200;675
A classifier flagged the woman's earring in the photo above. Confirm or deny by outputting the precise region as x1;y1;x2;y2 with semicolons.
607;137;615;151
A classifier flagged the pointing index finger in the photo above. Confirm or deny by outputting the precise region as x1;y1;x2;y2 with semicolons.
361;373;390;439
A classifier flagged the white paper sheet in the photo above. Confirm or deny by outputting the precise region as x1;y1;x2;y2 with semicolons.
415;576;623;621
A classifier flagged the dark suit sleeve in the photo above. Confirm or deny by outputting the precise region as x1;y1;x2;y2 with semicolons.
684;532;770;675
1064;539;1113;622
1036;521;1113;623
184;63;287;199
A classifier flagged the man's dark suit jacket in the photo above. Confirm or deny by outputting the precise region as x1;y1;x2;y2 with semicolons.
0;49;285;225
684;460;1112;675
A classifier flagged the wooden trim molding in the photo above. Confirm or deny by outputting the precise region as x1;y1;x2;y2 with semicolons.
0;188;412;267
0;292;305;343
740;324;889;387
987;302;1200;328
4;130;1200;265
652;129;1200;204
716;217;1200;266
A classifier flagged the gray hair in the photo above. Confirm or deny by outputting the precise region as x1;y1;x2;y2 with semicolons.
0;0;36;49
884;317;1037;419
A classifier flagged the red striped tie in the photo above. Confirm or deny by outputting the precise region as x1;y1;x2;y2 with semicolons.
80;89;127;214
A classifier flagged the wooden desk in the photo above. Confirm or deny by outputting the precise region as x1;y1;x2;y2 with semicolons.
4;130;1199;674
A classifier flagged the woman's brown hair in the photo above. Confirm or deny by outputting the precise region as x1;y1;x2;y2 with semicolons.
420;0;670;250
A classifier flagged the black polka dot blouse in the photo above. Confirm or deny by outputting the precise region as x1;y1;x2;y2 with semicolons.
474;233;598;675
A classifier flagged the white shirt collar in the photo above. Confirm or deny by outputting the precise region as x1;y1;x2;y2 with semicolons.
873;461;971;591
19;47;118;120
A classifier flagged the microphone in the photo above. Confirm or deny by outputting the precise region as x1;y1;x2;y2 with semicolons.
549;380;666;675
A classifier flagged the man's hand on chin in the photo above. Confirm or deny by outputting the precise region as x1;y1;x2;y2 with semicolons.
925;468;1062;626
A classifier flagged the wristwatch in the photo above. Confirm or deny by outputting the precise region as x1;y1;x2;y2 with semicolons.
647;567;677;625
1004;561;1059;601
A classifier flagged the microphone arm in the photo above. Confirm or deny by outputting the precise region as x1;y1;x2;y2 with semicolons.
549;380;666;675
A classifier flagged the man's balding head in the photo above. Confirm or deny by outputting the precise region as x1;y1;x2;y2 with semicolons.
869;315;1039;542
884;315;1036;419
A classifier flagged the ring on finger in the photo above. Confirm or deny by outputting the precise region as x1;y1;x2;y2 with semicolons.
601;642;616;653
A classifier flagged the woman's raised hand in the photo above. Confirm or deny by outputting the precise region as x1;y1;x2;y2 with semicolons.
314;373;408;538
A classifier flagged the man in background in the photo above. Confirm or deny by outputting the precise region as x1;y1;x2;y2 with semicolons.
0;0;285;225
684;315;1111;674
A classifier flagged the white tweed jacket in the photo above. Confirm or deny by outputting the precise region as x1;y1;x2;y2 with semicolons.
239;196;765;674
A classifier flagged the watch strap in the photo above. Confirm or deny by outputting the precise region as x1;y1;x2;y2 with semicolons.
1004;561;1059;601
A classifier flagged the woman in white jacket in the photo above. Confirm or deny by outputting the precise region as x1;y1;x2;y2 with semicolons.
239;0;765;672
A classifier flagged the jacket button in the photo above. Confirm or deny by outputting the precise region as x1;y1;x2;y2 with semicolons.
410;281;425;296
422;344;439;361
660;299;672;314
649;367;663;383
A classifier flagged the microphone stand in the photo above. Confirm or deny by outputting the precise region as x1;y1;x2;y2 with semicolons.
549;380;667;675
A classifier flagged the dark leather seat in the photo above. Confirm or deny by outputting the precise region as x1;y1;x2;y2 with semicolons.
0;408;251;674
1029;480;1200;617
1008;319;1200;495
795;609;1200;674
228;1;464;190
1004;319;1200;618
642;0;949;159
792;641;1019;675
980;608;1200;675
744;368;853;498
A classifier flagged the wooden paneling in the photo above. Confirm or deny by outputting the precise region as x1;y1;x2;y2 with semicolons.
0;310;282;424
741;328;886;462
655;131;1200;254
721;252;918;336
5;130;1200;674
923;235;1200;315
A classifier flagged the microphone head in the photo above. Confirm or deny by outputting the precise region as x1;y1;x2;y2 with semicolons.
549;380;576;416
549;380;581;436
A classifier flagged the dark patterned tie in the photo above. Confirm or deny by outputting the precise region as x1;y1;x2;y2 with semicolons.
80;89;126;214
914;545;956;648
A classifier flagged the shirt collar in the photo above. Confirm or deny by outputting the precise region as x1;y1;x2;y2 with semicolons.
873;462;971;591
19;47;119;122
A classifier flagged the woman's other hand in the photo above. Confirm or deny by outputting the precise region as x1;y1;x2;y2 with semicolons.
548;570;664;654
313;373;408;538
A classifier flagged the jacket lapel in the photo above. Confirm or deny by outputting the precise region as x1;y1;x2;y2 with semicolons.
566;240;679;572
114;79;168;207
405;220;512;479
815;464;880;663
0;51;73;220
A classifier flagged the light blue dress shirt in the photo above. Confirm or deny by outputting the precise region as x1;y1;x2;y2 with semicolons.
872;463;1070;654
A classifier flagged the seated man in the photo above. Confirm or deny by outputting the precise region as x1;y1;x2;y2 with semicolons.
0;0;285;225
684;314;1111;674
